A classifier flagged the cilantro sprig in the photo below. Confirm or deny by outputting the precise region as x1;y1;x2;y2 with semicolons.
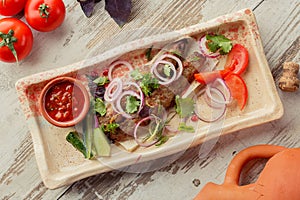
175;95;195;118
206;34;232;55
93;76;109;86
178;122;195;133
94;98;106;116
130;69;160;96
125;95;141;114
102;122;119;134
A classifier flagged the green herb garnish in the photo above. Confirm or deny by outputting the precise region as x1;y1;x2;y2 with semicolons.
130;69;143;80
102;122;120;134
94;98;106;116
126;95;141;114
145;46;153;61
93;76;109;85
155;135;169;146
171;50;182;57
178;122;195;133
163;64;171;77
175;95;195;118
140;73;160;96
66;131;93;159
206;34;232;55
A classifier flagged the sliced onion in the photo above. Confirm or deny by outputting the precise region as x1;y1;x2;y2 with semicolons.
151;60;177;85
159;54;183;80
206;78;232;105
199;36;220;58
133;116;159;147
104;78;123;102
151;54;183;85
194;88;226;123
205;87;227;109
115;90;141;119
108;60;133;81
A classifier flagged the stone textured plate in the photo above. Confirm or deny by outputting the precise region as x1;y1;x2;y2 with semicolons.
15;8;283;189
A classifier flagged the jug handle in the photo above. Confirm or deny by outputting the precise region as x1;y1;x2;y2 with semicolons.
224;144;286;185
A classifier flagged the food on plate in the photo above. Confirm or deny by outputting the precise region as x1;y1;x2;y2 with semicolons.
63;34;249;159
39;77;90;127
199;34;233;57
278;62;299;92
0;18;33;63
25;0;66;32
224;44;249;75
224;74;248;110
0;0;27;16
194;43;249;110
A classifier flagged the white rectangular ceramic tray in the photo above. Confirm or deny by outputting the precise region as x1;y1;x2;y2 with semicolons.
16;8;283;189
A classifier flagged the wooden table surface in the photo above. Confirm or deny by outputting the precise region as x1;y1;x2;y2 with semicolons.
0;0;299;199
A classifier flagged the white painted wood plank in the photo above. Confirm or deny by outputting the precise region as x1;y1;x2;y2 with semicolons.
1;0;298;199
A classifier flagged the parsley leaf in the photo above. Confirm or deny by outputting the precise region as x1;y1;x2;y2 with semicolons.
94;98;106;116
140;73;160;96
130;69;143;80
178;122;195;133
93;76;109;85
175;95;195;118
163;64;171;77
126;95;141;114
102;122;119;134
206;34;232;55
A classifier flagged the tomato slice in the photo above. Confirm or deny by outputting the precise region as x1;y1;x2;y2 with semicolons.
194;68;232;84
224;73;248;110
225;44;249;75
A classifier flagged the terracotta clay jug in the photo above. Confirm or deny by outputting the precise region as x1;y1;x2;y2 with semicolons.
195;145;300;200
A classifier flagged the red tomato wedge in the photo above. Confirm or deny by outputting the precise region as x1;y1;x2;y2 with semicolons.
224;73;248;110
194;68;233;85
225;44;249;75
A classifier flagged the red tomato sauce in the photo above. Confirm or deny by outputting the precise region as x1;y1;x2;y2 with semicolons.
44;81;85;122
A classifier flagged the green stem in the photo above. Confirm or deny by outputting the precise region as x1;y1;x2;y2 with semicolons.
39;3;50;19
0;29;18;62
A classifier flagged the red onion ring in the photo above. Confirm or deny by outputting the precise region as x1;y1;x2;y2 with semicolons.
151;60;177;85
108;60;133;81
151;54;183;85
194;88;226;123
104;78;123;102
134;116;159;147
199;36;220;58
206;78;232;105
204;87;227;109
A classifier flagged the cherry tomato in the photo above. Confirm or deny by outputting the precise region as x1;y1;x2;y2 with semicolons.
0;0;27;16
25;0;65;32
224;73;248;110
225;44;249;75
0;18;33;63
